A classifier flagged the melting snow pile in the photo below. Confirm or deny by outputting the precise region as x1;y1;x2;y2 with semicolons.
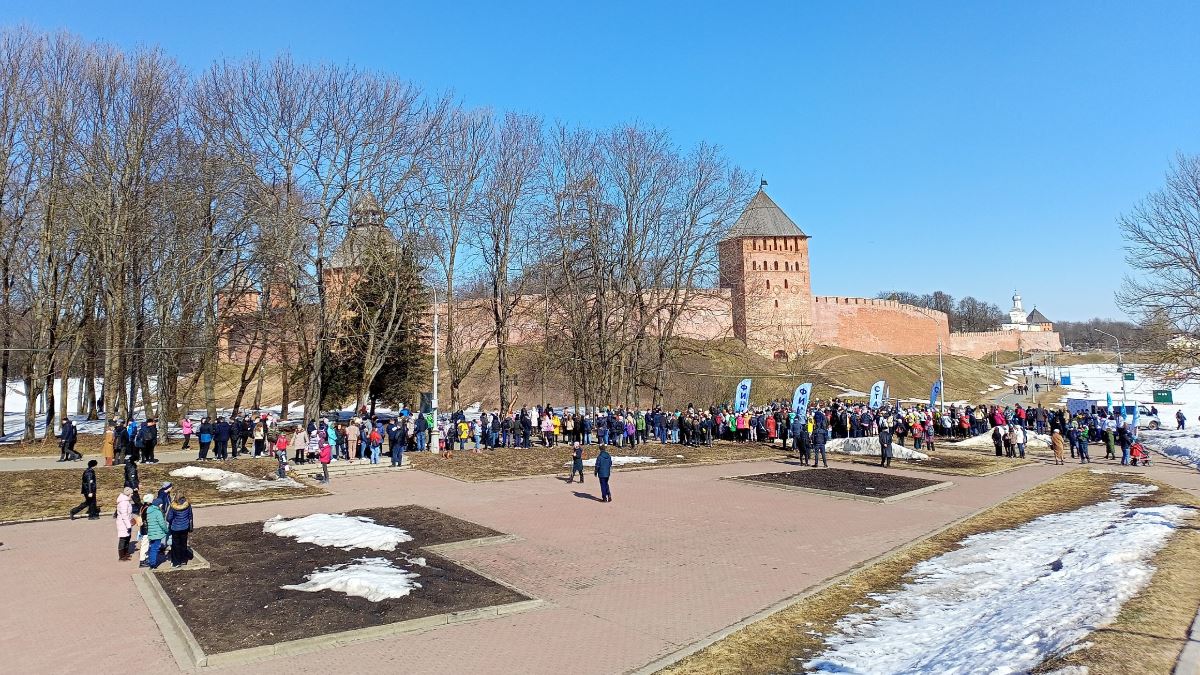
579;456;658;467
805;483;1189;674
169;466;305;492
282;557;422;602
826;437;928;460
263;513;413;550
1141;431;1200;469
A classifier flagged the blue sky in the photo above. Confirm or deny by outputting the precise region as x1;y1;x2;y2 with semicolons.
8;0;1199;321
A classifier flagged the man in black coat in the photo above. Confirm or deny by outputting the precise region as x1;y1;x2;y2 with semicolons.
70;460;100;519
124;453;141;505
214;417;231;460
141;419;160;463
58;419;80;462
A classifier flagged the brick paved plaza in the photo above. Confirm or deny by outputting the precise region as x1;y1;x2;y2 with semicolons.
4;457;1200;674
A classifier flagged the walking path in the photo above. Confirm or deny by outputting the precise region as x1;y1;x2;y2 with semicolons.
1;450;1196;674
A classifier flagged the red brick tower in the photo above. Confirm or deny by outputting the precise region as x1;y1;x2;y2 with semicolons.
717;189;813;360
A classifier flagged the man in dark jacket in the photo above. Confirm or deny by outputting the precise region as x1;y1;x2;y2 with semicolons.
58;419;80;461
811;410;829;468
124;453;141;505
878;426;894;468
141;419;160;463
214;417;231;460
594;445;613;502
70;460;100;519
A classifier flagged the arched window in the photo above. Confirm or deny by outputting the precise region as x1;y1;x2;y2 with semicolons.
773;349;789;362
752;261;757;271
773;261;779;271
784;279;789;289
774;299;779;307
766;279;771;289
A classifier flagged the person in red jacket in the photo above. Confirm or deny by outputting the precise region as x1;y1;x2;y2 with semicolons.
318;440;332;483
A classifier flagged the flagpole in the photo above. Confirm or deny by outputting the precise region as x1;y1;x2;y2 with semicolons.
938;337;945;414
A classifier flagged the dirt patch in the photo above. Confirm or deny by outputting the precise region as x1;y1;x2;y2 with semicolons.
0;458;320;524
408;440;786;482
155;505;526;655
659;470;1200;675
737;468;945;499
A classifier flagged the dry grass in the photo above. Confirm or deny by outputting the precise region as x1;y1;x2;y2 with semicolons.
408;440;786;482
0;458;323;524
660;470;1200;675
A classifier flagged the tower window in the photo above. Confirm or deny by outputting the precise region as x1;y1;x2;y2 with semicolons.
752;261;757;271
766;279;770;289
773;261;779;271
774;299;779;307
784;279;789;289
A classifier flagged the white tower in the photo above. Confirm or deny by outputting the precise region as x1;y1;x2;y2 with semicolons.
1008;290;1027;326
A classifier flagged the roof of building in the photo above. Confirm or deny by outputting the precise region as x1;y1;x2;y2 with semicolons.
721;189;809;242
1026;307;1052;324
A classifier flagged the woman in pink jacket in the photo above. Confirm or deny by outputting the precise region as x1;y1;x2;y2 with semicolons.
115;487;134;561
180;418;194;450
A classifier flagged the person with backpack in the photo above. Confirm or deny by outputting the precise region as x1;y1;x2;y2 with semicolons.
388;420;404;467
144;496;168;569
369;425;383;464
123;454;141;506
140;419;159;463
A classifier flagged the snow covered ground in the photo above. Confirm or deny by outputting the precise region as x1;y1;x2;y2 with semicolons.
578;455;658;467
282;557;422;602
263;513;414;551
1139;430;1200;469
1054;363;1200;423
169;466;306;492
805;483;1189;674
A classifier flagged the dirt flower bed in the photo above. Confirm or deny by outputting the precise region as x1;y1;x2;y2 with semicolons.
156;505;527;655
660;470;1200;675
0;458;319;524
408;440;786;482
736;467;946;499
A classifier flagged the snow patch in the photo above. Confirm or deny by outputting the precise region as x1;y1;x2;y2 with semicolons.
825;437;928;460
169;466;305;492
579;455;658;467
282;557;421;602
263;513;413;551
805;483;1188;674
1141;430;1200;469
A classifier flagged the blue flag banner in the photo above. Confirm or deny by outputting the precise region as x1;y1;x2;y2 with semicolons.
929;379;942;409
792;382;813;413
1106;392;1113;413
1133;406;1139;438
869;380;886;409
734;378;752;412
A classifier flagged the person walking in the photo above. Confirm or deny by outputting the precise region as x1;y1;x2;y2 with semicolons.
70;460;100;520
594;445;613;502
59;418;80;462
1177;410;1186;430
166;492;194;568
115;487;135;560
878;426;894;468
568;441;585;483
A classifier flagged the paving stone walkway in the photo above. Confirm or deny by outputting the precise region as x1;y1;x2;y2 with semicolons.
0;454;1193;674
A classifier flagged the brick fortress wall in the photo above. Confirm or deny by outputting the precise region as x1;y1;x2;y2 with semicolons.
810;296;951;355
949;330;1063;358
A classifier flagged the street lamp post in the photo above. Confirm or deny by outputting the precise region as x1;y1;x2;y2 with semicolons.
1093;328;1125;418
